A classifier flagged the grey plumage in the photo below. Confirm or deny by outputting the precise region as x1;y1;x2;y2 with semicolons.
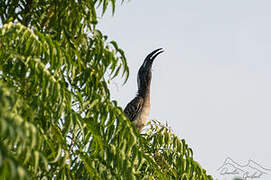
124;48;164;131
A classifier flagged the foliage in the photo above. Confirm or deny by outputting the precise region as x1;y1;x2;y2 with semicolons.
0;0;213;179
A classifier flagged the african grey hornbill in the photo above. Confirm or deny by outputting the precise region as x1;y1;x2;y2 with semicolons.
124;48;164;131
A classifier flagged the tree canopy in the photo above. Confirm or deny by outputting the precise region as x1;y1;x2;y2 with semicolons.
0;1;213;179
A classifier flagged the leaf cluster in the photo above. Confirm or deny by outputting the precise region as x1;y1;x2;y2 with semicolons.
0;1;213;179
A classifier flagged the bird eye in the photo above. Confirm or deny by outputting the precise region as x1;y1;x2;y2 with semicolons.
142;60;148;68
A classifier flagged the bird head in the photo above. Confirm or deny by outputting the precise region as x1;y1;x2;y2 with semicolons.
137;48;164;90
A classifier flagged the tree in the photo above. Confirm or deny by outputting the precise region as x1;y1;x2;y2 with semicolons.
0;1;213;179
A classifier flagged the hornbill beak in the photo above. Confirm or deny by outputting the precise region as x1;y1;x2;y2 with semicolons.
142;48;164;69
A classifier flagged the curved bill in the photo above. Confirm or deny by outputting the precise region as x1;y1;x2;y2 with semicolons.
146;48;163;60
143;48;164;68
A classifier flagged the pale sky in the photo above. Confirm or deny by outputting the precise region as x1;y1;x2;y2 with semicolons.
99;1;271;179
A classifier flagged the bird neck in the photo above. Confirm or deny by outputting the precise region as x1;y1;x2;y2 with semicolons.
137;81;151;100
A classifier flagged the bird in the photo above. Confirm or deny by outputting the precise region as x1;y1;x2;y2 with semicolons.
124;48;164;132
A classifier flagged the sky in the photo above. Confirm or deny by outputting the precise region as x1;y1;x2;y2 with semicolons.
98;1;271;179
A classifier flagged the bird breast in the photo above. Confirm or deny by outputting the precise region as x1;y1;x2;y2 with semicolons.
133;102;150;131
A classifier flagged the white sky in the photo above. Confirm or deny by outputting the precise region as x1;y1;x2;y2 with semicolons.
99;1;271;179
